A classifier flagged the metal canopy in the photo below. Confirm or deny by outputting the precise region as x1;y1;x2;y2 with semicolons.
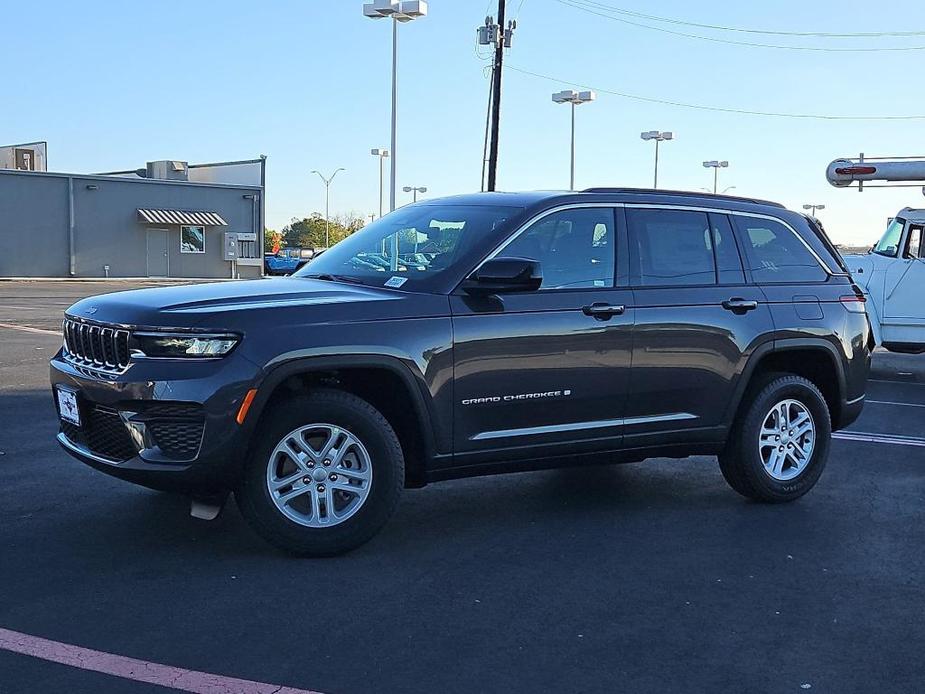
137;209;228;226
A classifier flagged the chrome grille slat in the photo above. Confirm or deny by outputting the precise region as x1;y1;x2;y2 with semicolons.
62;318;131;375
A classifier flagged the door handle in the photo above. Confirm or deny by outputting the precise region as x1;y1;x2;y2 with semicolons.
722;298;758;313
582;302;626;319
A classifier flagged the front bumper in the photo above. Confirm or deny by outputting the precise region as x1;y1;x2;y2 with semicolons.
50;350;262;494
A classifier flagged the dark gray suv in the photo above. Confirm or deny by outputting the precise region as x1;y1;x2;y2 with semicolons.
51;189;872;555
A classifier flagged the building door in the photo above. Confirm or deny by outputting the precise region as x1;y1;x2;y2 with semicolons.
146;229;169;277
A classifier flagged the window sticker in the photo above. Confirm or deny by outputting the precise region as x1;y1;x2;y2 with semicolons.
384;276;408;288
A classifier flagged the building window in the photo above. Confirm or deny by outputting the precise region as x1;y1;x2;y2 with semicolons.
180;225;205;254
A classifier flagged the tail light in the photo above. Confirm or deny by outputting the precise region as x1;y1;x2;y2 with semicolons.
840;295;867;313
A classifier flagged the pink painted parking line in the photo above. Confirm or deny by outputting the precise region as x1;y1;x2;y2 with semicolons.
0;628;324;694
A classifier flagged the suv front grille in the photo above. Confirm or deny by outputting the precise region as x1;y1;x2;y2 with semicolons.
62;318;130;375
61;407;137;462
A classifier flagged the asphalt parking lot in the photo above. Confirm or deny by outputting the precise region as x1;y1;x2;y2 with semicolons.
1;281;924;694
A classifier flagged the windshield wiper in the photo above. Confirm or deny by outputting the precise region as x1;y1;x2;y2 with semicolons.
305;273;367;285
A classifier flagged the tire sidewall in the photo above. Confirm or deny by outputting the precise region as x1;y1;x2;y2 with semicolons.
237;391;403;555
740;378;831;501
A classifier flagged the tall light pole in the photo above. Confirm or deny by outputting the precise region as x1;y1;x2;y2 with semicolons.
703;160;729;194
311;168;344;248
552;89;596;190
640;131;673;189
363;1;428;213
403;185;427;202
803;203;826;217
370;148;390;219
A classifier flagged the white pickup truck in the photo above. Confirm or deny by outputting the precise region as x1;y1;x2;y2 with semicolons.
842;208;925;353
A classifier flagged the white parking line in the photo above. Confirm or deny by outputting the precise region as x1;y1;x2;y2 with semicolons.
0;627;324;694
0;322;59;336
834;431;925;448
866;400;925;409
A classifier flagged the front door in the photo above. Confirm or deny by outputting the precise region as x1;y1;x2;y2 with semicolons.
624;207;774;446
450;206;633;462
882;222;925;344
146;229;169;277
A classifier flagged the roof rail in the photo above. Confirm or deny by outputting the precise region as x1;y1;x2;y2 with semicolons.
580;187;786;209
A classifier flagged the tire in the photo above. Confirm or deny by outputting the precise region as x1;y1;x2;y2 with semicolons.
718;373;831;503
236;389;404;556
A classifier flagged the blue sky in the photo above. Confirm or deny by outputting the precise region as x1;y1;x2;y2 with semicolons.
4;0;925;244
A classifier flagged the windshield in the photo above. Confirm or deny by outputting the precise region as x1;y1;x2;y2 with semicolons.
873;217;905;257
294;204;522;291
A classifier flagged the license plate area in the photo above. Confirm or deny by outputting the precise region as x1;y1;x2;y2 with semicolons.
56;387;81;426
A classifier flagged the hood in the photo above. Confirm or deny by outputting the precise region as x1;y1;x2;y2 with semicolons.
65;278;442;330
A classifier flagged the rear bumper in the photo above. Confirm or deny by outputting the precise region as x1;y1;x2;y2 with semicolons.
50;351;262;494
834;394;865;431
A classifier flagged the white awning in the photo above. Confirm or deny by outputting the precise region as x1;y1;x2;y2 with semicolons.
137;209;228;226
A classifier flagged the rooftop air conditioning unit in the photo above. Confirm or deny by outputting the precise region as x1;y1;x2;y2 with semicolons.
146;160;189;181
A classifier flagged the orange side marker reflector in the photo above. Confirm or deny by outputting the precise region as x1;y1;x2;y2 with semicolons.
236;389;258;425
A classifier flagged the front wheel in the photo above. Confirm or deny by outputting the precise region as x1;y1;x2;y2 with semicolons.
236;390;404;556
718;374;831;503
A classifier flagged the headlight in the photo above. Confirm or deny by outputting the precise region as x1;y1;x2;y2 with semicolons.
132;333;240;358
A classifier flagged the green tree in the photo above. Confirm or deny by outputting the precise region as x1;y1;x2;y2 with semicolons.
281;213;366;249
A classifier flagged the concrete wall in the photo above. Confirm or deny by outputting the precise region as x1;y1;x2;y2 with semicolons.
0;170;263;278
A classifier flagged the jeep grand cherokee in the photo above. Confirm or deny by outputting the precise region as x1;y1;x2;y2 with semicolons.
51;189;871;556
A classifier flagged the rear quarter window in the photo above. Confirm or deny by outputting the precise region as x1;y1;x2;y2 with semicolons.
732;217;828;283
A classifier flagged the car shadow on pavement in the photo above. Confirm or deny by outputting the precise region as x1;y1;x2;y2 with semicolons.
1;387;785;565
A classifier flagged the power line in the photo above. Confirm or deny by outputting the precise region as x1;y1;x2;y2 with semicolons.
555;0;925;51
504;64;925;120
567;0;925;38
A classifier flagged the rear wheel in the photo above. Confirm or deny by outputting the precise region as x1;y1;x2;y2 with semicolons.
236;390;404;556
719;374;831;503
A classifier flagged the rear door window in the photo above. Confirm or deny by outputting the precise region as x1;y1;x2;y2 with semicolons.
627;209;715;286
732;217;828;283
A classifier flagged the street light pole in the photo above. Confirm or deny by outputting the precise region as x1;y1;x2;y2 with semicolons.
363;1;428;212
703;160;729;194
370;148;389;219
311;168;344;248
553;90;596;190
641;131;673;189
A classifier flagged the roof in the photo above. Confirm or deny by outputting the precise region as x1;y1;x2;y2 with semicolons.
415;188;788;212
137;209;228;226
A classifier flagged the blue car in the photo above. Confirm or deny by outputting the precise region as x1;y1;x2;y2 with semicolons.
264;248;321;276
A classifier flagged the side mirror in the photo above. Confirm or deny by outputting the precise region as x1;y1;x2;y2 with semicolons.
462;257;542;295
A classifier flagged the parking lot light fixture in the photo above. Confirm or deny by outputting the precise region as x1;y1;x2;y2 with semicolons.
803;203;826;217
640;131;673;189
552;89;596;190
703;160;729;194
403;185;427;202
362;1;428;213
311;168;345;248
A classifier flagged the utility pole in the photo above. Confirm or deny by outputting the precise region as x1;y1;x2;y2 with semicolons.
482;3;515;192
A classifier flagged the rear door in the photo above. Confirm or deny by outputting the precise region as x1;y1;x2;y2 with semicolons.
624;206;774;446
450;205;634;461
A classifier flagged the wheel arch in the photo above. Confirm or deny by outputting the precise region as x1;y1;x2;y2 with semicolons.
242;355;440;488
727;338;847;429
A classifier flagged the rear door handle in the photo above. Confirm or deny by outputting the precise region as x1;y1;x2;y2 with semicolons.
722;298;758;313
582;302;626;319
